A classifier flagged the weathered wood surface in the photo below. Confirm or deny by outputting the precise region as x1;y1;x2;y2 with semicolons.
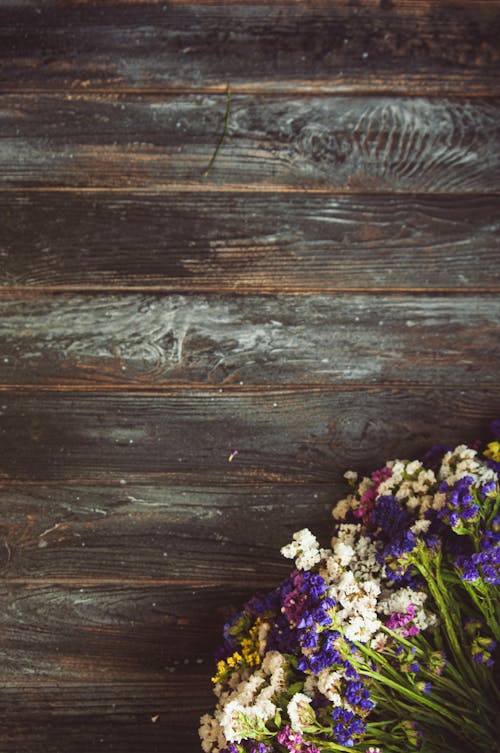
0;582;260;676
0;390;497;484
0;484;332;581
1;95;500;191
0;295;498;387
1;0;500;96
1;192;499;292
0;679;211;753
2;1;500;751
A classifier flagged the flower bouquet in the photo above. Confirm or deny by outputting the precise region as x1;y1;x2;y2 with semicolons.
199;423;500;753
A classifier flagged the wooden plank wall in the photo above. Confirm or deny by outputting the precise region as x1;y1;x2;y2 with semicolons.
1;2;499;751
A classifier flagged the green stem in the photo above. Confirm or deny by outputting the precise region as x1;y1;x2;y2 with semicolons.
411;546;478;686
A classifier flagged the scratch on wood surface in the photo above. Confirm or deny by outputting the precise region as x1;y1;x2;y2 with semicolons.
38;521;64;540
3;536;12;564
202;83;231;176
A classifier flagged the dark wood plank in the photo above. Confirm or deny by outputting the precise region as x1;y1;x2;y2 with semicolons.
0;294;498;388
1;192;499;291
0;582;258;679
0;678;210;753
1;1;500;96
1;95;499;191
0;390;497;483
0;484;332;581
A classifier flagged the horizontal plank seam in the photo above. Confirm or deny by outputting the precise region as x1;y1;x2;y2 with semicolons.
0;482;340;493
0;383;497;394
0;288;499;297
0;186;500;196
0;478;380;488
0;577;277;588
0;678;208;689
1;86;500;98
1;188;500;199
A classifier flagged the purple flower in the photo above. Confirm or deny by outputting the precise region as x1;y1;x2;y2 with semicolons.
417;681;432;694
421;444;452;472
473;650;495;667
438;475;482;530
247;743;271;753
456;545;500;586
331;707;366;747
480;480;496;497
266;614;299;654
345;680;375;711
385;603;417;632
276;725;305;751
246;590;280;617
371;495;416;561
491;419;500;439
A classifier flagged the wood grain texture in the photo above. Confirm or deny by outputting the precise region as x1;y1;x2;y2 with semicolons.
0;294;498;388
0;679;211;753
0;484;333;581
0;582;259;678
0;390;497;484
1;1;500;96
1;95;499;192
2;2;499;751
1;192;499;292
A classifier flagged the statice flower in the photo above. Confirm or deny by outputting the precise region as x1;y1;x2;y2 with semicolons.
281;529;328;571
331;706;366;747
276;726;320;753
456;546;500;585
286;693;315;732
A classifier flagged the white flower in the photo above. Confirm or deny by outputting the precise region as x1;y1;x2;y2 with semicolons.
334;570;356;598
254;697;277;722
370;631;388;651
362;578;381;598
379;587;423;614
406;460;422;476
218;697;276;743
332;496;356;520
261;650;286;675
430;492;446;511
390;460;406;476
234;674;265;705
281;528;323;570
287;692;315;732
438;445;495;487
334;541;355;567
257;621;270;653
199;714;225;753
218;700;248;742
411;519;431;534
303;674;317;695
342;612;381;643
321;557;343;583
317;669;343;703
270;667;286;693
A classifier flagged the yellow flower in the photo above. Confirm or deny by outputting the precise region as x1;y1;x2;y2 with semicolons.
211;651;244;684
211;620;264;684
484;440;500;462
240;620;263;668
